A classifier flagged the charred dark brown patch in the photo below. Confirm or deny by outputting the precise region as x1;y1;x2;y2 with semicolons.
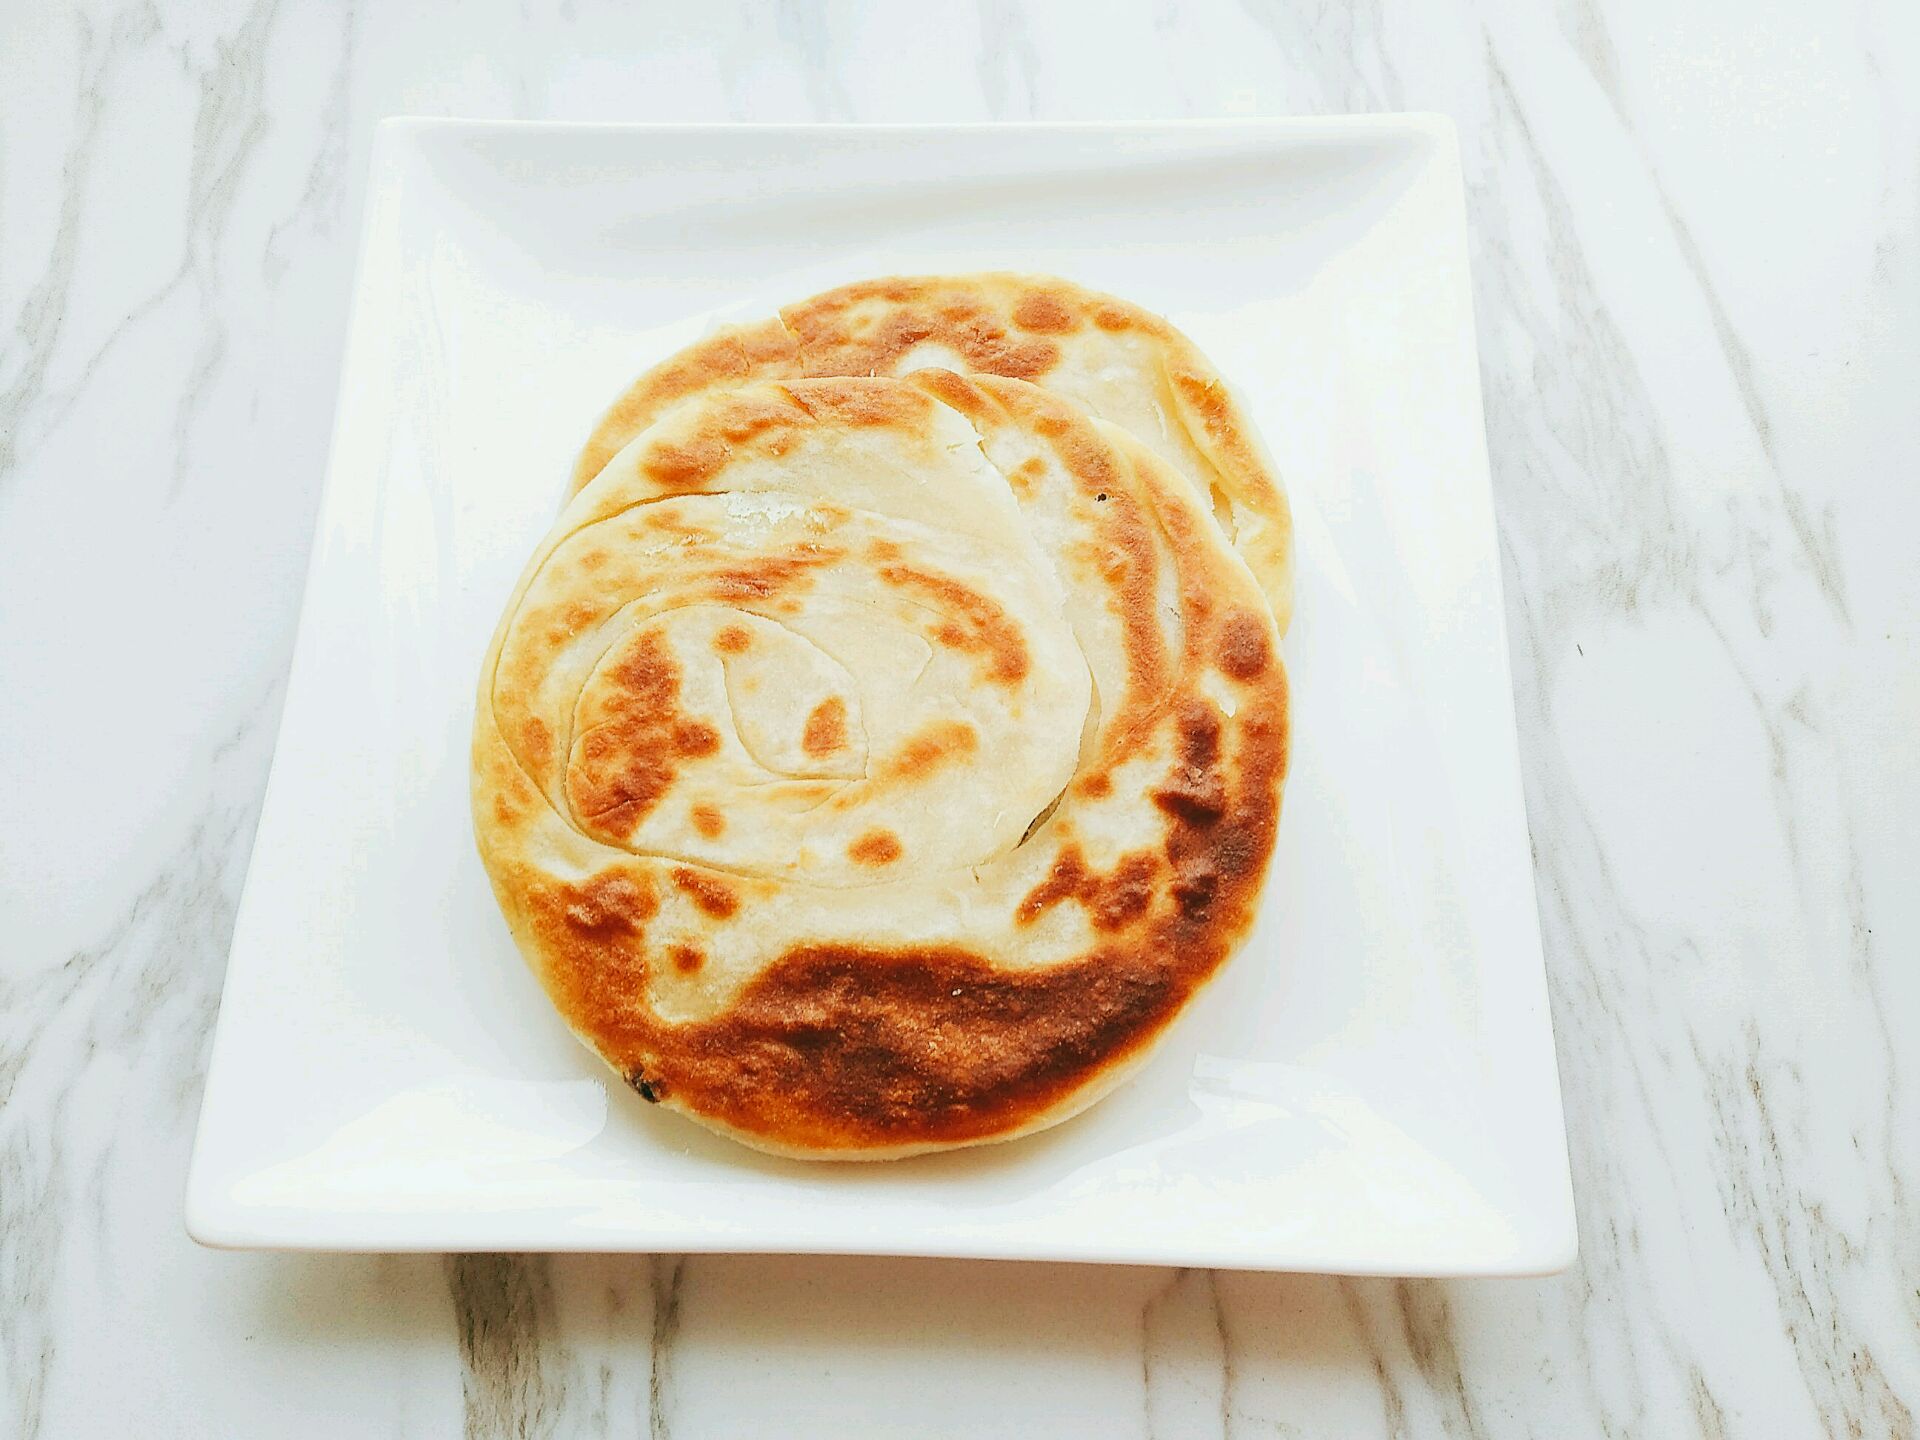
1151;700;1228;826
690;803;726;839
1016;846;1158;930
802;697;848;757
1160;703;1285;927
1016;847;1089;924
670;866;740;920
635;941;1185;1149
848;829;904;866
668;943;706;975
884;719;978;781
1090;853;1157;929
1216;608;1272;680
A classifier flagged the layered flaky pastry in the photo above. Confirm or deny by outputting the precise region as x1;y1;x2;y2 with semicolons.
570;273;1294;632
474;349;1288;1160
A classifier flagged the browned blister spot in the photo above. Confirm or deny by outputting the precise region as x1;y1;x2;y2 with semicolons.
1216;607;1272;680
690;803;726;839
670;866;740;920
785;377;926;429
642;438;729;490
573;316;801;490
561;870;659;937
714;625;753;655
1092;304;1135;332
1006;455;1049;498
878;563;1029;684
1170;369;1232;436
848;829;904;866
1088;852;1157;930
668;943;706;975
1016;846;1158;930
1016;846;1090;924
519;715;553;759
526;873;661;1052
907;366;991;422
1011;290;1079;334
802;696;848;756
788;286;1061;384
641;391;808;489
982;337;1058;379
884;719;979;781
708;544;840;603
673;721;720;757
566;631;719;839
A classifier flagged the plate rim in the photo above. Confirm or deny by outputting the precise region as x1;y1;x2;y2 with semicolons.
185;112;1575;1276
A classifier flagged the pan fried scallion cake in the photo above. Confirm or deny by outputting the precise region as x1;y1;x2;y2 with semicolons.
570;273;1294;632
473;367;1289;1158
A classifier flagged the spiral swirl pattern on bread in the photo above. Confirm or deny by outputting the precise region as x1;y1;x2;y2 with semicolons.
474;294;1289;1158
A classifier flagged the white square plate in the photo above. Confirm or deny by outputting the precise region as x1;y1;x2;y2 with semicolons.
187;118;1574;1274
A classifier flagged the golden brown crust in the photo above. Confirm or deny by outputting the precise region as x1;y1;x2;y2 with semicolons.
571;273;1294;631
497;664;1285;1151
476;367;1289;1159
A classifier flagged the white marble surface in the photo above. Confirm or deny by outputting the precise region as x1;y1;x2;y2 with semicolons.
2;0;1916;1435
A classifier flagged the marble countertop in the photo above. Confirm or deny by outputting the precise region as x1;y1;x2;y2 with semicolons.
3;2;1915;1435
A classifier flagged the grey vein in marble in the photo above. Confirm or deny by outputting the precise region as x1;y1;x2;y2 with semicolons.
2;1;1917;1436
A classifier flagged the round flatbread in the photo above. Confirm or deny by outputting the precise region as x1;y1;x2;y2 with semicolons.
570;273;1294;632
474;372;1288;1158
